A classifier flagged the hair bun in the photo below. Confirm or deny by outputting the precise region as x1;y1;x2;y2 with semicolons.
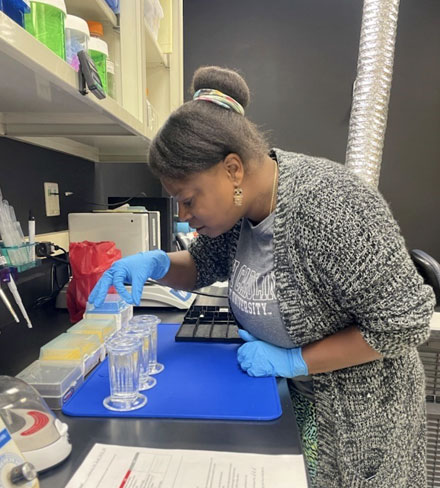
191;66;250;109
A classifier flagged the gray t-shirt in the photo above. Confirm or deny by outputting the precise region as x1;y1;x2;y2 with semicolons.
229;213;314;401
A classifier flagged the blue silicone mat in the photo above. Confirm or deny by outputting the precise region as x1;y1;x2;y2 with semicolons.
62;323;282;421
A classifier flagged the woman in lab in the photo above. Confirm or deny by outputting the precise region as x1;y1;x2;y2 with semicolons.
89;66;435;487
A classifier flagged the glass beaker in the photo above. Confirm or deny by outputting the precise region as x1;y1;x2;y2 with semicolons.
130;315;164;375
120;322;157;390
103;335;147;412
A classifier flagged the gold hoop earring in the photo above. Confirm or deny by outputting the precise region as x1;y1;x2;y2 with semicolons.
233;187;243;206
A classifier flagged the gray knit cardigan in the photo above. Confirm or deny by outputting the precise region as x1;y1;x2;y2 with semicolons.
188;149;435;488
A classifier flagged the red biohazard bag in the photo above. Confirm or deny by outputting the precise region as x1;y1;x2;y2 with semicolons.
66;241;122;323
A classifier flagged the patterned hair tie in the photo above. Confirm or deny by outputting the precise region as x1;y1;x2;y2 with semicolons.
193;88;245;116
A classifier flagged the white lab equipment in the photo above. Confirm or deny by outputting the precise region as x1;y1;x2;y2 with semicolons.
0;376;72;472
0;416;39;487
68;212;160;257
125;282;196;309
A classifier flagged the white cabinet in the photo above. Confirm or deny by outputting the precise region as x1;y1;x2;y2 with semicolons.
0;0;182;162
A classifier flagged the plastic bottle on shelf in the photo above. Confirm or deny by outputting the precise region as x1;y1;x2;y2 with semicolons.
24;0;67;59
86;20;108;94
106;59;115;98
65;14;90;72
0;0;30;27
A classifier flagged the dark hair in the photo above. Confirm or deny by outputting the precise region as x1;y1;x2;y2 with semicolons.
148;66;269;179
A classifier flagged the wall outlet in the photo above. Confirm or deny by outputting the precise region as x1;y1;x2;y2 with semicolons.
44;182;60;217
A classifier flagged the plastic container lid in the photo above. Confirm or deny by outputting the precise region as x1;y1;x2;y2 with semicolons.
40;333;101;361
130;314;161;326
88;36;108;57
65;14;90;37
30;0;67;15
87;20;103;37
105;334;142;354
86;293;129;314
124;322;151;335
16;360;82;397
67;317;116;343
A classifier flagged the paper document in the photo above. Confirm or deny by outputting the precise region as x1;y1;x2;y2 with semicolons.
66;443;308;488
430;312;440;331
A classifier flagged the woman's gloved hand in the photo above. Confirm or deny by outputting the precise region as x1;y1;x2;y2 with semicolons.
88;250;171;307
237;330;308;378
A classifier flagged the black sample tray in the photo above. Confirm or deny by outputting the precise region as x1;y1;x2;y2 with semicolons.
175;305;242;343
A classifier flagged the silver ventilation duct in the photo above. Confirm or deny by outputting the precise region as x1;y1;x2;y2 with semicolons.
345;0;400;188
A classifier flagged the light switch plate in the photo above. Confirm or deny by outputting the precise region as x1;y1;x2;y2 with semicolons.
44;182;60;217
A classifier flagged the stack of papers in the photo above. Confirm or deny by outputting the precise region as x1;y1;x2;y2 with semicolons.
66;443;308;488
430;312;440;331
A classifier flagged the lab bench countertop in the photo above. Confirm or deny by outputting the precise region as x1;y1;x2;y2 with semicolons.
0;305;305;488
41;378;302;488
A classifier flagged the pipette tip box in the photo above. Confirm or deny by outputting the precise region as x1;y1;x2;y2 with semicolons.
17;360;83;410
39;333;103;376
67;317;117;343
85;293;133;330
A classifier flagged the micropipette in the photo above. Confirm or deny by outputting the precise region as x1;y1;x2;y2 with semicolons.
28;211;35;261
0;259;20;324
7;276;32;328
0;252;32;328
0;287;19;323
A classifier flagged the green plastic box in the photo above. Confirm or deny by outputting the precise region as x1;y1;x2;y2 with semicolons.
25;0;66;60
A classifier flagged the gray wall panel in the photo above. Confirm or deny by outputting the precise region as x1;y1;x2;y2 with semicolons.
183;0;440;260
0;138;161;237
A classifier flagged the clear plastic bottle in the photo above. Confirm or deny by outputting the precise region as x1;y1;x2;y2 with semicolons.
106;59;115;98
65;14;90;72
86;20;108;93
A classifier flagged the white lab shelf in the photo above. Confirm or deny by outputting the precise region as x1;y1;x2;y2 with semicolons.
0;0;183;161
144;19;169;68
64;0;118;27
144;0;183;138
0;11;146;159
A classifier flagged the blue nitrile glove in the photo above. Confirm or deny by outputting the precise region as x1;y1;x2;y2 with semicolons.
237;329;308;378
88;250;171;307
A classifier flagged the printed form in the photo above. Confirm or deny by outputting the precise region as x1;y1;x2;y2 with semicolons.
66;443;308;488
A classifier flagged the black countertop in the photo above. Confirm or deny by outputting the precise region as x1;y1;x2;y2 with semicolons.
40;379;302;487
1;304;305;487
